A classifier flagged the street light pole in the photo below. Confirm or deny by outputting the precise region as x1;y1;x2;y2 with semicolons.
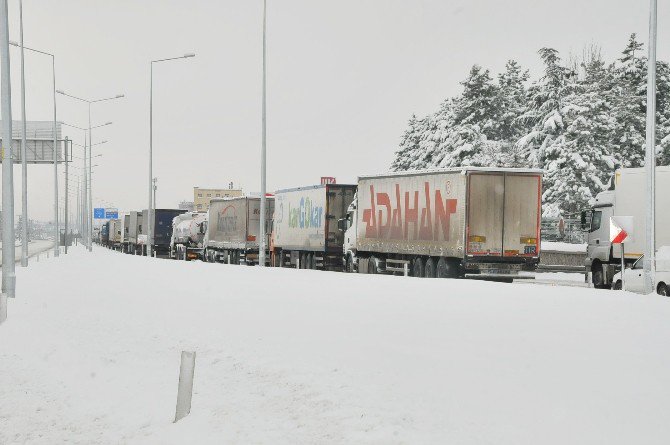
259;0;268;267
0;0;15;308
10;41;60;257
644;0;657;294
57;91;122;251
149;53;195;257
18;0;28;266
64;137;69;254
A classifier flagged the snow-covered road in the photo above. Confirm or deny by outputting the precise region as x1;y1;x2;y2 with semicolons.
1;246;669;444
0;240;55;266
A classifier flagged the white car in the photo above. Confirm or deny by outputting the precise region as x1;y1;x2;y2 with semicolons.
612;255;669;296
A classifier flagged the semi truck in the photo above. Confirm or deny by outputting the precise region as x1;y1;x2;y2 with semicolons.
271;184;356;270
142;208;186;257
127;211;144;255
170;212;207;261
203;196;274;265
340;167;543;279
100;221;110;246
582;166;670;289
108;219;122;250
122;214;130;253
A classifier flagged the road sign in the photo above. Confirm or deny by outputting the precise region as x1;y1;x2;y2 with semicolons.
610;216;634;244
105;208;119;219
94;208;105;219
320;176;336;185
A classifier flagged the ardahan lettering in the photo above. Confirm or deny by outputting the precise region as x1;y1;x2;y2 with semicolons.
362;182;457;241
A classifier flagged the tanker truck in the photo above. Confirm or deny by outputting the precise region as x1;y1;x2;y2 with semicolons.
271;183;356;270
170;212;208;261
340;167;543;279
202;196;274;265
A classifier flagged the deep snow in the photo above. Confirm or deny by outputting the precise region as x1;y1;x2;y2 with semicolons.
1;247;670;444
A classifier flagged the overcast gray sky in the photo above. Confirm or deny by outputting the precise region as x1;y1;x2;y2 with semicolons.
2;0;668;221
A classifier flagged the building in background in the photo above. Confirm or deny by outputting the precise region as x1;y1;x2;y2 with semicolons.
193;185;243;211
179;201;195;212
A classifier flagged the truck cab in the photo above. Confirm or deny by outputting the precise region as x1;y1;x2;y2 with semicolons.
582;190;615;288
340;197;358;272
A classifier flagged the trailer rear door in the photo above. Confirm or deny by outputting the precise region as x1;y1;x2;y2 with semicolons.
502;174;541;257
467;173;504;255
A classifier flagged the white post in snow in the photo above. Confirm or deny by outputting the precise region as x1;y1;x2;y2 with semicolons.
404;263;409;277
174;350;196;423
0;293;6;324
644;0;657;294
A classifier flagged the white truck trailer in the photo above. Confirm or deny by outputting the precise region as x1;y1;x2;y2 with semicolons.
203;196;274;265
271;184;356;270
583;166;670;289
108;219;122;250
341;167;543;279
127;211;145;255
170;212;208;261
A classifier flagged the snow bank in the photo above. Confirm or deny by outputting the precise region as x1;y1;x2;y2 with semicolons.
541;241;587;253
2;247;670;444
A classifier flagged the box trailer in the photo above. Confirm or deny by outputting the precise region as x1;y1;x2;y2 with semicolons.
341;167;542;279
142;208;186;257
583;166;670;289
203;196;274;265
271;184;356;270
108;219;122;250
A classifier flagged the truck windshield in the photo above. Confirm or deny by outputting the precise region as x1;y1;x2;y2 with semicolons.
590;210;602;232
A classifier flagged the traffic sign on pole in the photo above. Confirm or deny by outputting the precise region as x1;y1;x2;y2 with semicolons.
93;208;105;219
610;216;634;244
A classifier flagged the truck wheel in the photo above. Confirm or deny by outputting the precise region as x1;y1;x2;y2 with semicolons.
613;280;622;290
345;255;354;273
412;257;424;277
436;257;457;279
368;257;377;274
658;283;669;297
424;258;436;278
308;253;316;270
592;267;604;288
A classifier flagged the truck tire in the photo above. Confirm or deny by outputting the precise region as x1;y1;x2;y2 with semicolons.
345;255;353;273
436;257;457;279
592;263;605;288
308;253;316;270
658;283;669;297
368;257;377;274
613;280;622;290
412;257;424;277
424;258;436;278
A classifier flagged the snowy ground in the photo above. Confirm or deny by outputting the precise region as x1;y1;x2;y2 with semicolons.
1;247;670;444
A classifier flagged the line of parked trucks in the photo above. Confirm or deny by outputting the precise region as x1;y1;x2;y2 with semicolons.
97;165;670;294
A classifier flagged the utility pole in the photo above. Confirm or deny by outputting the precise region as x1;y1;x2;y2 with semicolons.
259;0;268;267
1;0;16;312
644;0;657;294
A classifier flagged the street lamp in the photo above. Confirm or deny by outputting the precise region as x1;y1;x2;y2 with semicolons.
148;53;195;257
57;90;122;251
644;0;658;294
259;0;268;266
9;39;59;257
60;121;111;249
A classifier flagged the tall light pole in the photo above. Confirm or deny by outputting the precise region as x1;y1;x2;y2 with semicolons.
61;121;111;248
0;0;15;312
259;0;268;267
644;0;657;294
149;53;195;257
9;41;59;257
57;91;122;251
17;0;28;266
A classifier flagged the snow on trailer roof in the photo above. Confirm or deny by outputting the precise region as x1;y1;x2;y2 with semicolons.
274;183;357;194
210;194;274;203
358;166;544;180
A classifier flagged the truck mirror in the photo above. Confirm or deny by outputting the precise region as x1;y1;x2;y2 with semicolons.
337;218;346;232
580;211;587;230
